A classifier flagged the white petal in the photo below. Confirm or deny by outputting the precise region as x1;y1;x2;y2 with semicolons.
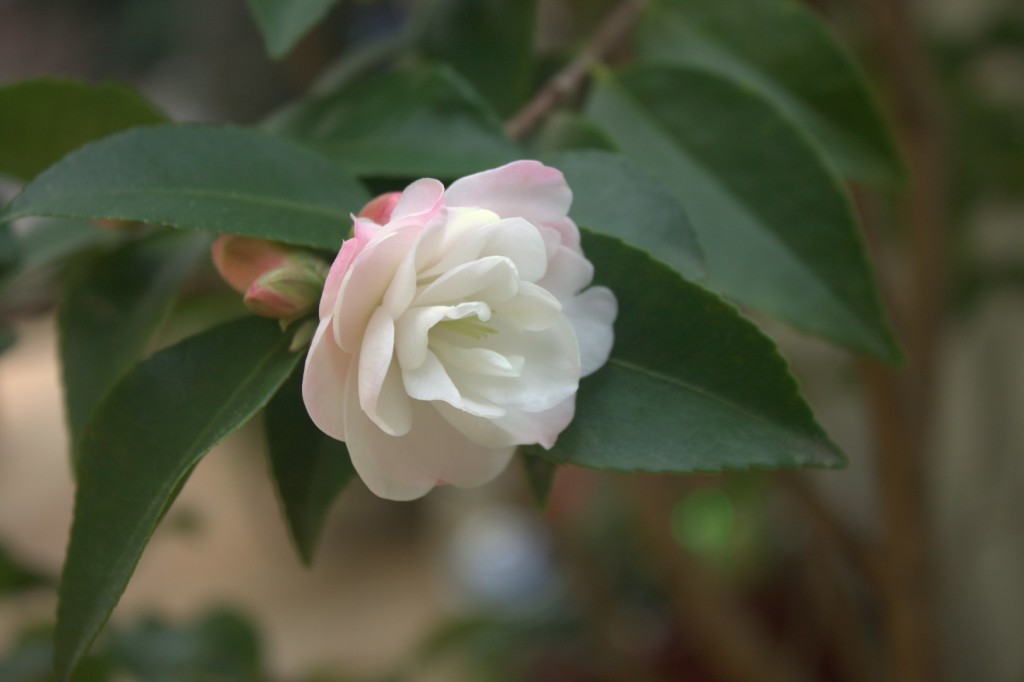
419;216;548;284
537;244;594;300
402;348;505;418
434;397;576;450
358;308;411;436
564;286;617;376
415;256;519;307
344;377;514;500
493;281;563;332
391;178;444;222
302;317;352;441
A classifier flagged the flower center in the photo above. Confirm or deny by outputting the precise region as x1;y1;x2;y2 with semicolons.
437;315;497;340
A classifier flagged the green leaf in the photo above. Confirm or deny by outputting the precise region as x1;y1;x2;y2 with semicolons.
246;0;340;59
0;224;16;277
0;78;165;182
1;125;369;251
415;0;536;116
530;111;617;154
0;542;51;594
636;0;903;184
587;66;899;361
547;150;704;280
264;64;522;179
517;445;557;508
55;316;301;680
546;231;844;473
265;364;356;565
59;230;211;455
3;220;119;285
0;327;13;355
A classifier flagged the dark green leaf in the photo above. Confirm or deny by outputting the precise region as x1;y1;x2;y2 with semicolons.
1;126;369;251
265;64;522;179
265;364;356;565
587;67;899;361
415;0;536;116
530;111;617;154
546;231;845;473
0;78;165;182
517;445;557;508
59;230;211;455
548;150;704;280
4;220;119;285
636;0;903;184
0;224;16;277
246;0;340;58
56;316;301;680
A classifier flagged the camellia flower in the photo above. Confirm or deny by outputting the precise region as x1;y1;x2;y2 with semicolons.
302;161;617;500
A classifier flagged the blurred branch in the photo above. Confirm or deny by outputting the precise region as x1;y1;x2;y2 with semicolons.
504;0;647;139
854;0;951;678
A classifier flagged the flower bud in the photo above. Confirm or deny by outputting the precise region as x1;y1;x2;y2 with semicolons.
242;253;328;320
357;192;401;225
211;234;293;293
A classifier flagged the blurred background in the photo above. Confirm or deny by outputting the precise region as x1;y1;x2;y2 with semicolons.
1;0;1023;680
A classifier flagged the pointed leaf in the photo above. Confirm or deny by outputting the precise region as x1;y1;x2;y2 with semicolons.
247;0;340;58
0;78;165;182
546;231;845;472
637;0;903;184
56;316;301;680
415;0;536;116
265;64;522;178
265;365;356;565
518;445;557;508
1;126;369;250
547;150;704;280
587;66;899;361
58;230;211;453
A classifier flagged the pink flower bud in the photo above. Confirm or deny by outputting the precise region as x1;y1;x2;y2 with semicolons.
357;192;401;225
211;235;293;293
242;254;328;319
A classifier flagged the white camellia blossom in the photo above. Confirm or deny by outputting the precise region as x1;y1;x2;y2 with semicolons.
302;161;617;500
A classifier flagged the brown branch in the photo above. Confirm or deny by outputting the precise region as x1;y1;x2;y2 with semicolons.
504;0;647;140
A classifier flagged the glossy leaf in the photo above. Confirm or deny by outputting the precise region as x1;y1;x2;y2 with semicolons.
265;64;522;178
59;230;211;454
518;445;557;508
1;126;368;251
547;150;704;280
415;0;536;116
0;78;165;182
3;220;119;286
247;0;340;58
545;231;845;472
56;316;301;680
636;0;902;184
587;67;899;361
265;364;356;565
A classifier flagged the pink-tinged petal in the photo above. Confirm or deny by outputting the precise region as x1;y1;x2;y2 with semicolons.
344;379;515;500
537;244;594;301
357;192;401;224
391;178;445;222
445;160;581;249
319;220;375;319
334;225;419;352
564;286;617;376
302;317;352;441
211;235;291;293
358;308;411;436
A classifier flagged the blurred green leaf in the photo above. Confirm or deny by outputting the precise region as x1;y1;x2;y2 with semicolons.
0;543;51;595
517;446;557;508
1;126;369;251
0;224;16;278
58;230;210;456
587;66;899;361
546;231;845;473
265;364;357;565
0;326;13;354
2;221;120;287
415;0;536;116
547;150;704;280
56;316;301;681
530;111;617;154
265;64;522;179
637;0;902;184
0;78;165;183
247;0;340;59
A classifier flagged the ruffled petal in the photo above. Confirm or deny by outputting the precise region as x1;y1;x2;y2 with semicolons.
445;160;581;250
344;377;514;500
564;285;618;376
358;307;411;435
302;317;352;441
391;178;445;222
